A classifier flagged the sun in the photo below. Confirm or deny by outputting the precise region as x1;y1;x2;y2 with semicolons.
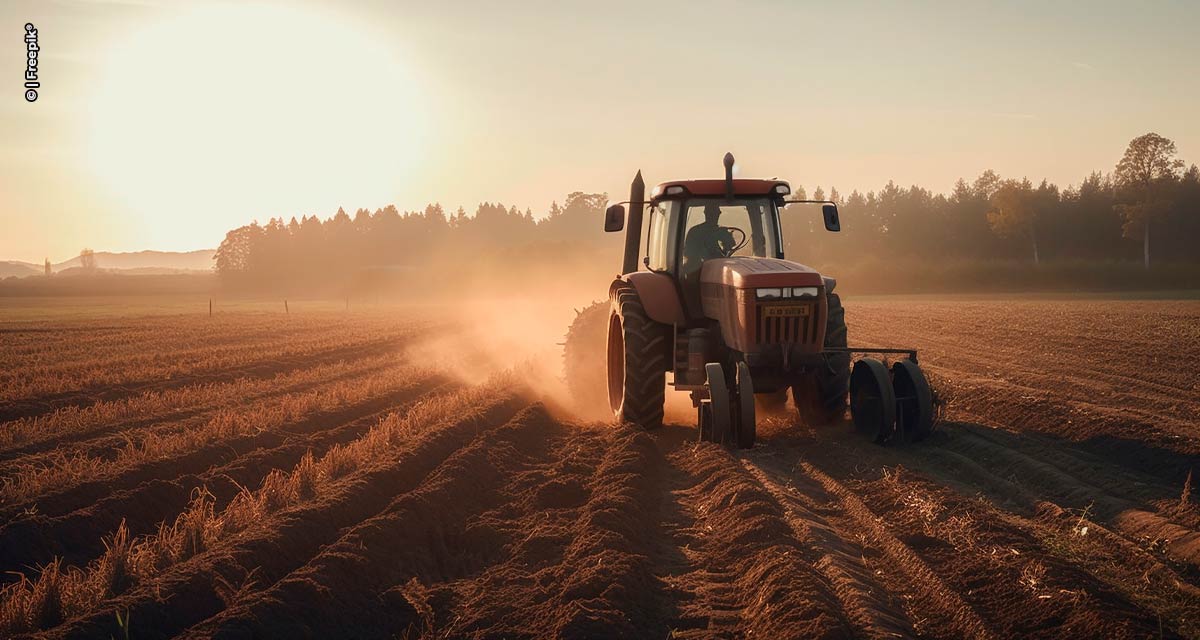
85;4;427;248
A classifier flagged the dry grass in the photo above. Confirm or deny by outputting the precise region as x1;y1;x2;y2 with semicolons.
0;314;423;404
0;352;397;452
1181;469;1193;511
0;363;431;506
0;378;518;636
214;567;260;608
1018;560;1047;592
1031;508;1200;638
880;464;981;549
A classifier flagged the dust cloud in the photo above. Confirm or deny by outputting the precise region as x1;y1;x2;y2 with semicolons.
399;280;699;426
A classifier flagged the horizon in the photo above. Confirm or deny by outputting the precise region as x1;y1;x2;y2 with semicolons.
7;145;1194;265
2;145;1185;266
3;0;1199;263
3;248;216;267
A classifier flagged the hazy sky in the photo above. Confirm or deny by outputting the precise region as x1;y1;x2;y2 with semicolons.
2;0;1198;263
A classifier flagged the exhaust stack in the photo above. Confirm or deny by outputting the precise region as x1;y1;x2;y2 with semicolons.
622;170;645;274
723;152;735;199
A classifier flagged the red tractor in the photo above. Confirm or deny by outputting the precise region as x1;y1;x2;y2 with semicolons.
565;154;934;447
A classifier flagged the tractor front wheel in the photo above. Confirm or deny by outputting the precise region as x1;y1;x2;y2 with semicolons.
607;282;668;430
793;292;851;426
735;362;756;449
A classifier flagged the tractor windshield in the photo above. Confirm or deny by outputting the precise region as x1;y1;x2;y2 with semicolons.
679;198;781;278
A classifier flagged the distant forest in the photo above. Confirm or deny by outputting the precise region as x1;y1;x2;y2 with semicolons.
213;133;1200;292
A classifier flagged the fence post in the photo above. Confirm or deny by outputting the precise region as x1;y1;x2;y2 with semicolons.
209;299;212;317
285;299;289;315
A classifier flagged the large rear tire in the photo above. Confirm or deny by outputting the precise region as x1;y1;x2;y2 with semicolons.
607;282;669;430
793;292;851;426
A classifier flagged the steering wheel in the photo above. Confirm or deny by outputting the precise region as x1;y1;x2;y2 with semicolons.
718;227;748;257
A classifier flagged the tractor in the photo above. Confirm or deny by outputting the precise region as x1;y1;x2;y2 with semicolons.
565;153;934;448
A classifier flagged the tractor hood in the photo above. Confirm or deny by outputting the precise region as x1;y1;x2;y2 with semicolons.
700;257;824;289
699;257;828;355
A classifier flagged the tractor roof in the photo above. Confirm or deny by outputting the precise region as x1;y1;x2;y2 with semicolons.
650;179;791;200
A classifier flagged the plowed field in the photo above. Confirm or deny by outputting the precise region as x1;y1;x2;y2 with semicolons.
1;296;1197;639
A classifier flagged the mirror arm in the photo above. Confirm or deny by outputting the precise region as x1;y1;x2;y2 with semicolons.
781;199;838;205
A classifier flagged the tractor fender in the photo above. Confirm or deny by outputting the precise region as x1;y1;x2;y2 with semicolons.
823;276;837;293
614;272;685;326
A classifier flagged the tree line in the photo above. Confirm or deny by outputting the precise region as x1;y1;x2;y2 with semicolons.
214;133;1199;291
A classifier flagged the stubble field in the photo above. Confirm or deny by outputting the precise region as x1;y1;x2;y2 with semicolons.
0;294;1197;639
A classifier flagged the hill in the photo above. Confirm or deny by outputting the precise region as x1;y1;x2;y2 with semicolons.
0;262;41;279
53;250;215;272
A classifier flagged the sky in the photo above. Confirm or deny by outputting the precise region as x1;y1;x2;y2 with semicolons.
2;0;1198;263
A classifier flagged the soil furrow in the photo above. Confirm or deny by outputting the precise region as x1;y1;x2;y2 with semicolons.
740;458;916;639
2;296;1195;638
0;354;399;466
789;423;1188;638
382;422;692;639
178;403;556;640
0;370;440;520
661;440;851;639
794;460;1001;640
935;424;1200;569
0;334;416;424
888;438;1200;636
0;382;459;576
35;392;528;640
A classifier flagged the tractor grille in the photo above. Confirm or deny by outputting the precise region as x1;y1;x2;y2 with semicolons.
755;304;819;346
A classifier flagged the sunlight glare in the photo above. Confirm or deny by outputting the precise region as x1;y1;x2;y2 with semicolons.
86;4;426;246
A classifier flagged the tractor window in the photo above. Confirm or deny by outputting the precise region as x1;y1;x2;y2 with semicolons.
680;198;779;277
646;202;670;271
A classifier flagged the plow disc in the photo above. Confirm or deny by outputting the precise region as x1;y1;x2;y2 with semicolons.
892;360;933;442
849;358;895;442
848;356;934;445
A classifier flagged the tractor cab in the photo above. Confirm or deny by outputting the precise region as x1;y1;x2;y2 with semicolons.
603;154;842;322
645;182;789;316
647;184;787;267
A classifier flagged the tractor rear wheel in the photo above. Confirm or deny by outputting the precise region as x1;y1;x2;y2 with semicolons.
607;282;668;430
793;292;851;426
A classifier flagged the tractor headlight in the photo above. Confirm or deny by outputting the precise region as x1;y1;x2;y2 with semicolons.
788;287;819;298
755;288;783;300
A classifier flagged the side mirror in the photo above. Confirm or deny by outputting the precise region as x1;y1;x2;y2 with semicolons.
604;204;626;232
822;203;841;232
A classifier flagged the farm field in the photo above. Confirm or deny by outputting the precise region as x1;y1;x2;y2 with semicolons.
0;295;1198;639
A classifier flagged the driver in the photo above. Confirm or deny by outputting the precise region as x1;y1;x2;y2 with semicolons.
680;204;734;310
683;204;734;271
